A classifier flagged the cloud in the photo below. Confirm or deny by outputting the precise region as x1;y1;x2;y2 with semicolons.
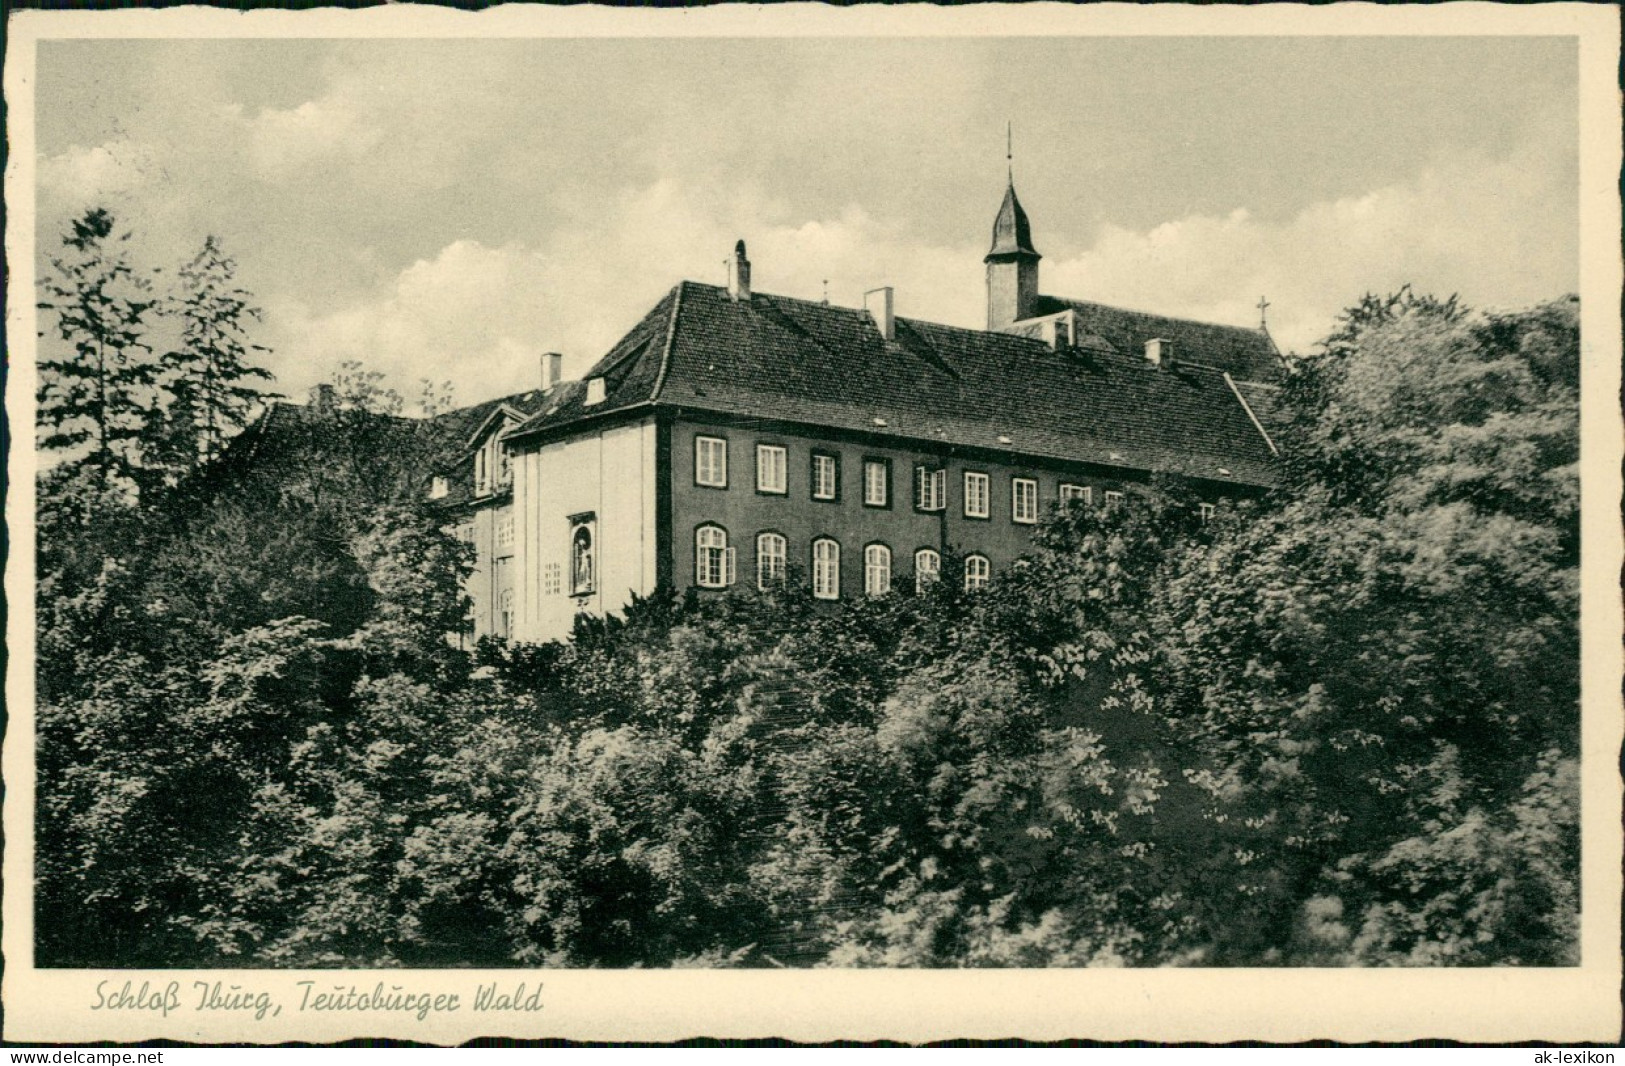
248;98;383;179
1042;128;1577;354
264;239;556;404
265;110;1577;410
37;139;162;215
263;180;986;404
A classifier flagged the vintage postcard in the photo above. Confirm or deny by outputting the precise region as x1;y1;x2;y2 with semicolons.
5;1;1621;1045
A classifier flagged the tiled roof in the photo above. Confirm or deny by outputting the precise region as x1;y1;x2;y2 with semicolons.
508;282;1282;488
1031;295;1284;383
428;386;559;508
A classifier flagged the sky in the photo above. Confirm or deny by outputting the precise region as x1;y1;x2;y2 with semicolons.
33;33;1579;407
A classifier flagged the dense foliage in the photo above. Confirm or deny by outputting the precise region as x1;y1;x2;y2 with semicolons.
35;291;1580;968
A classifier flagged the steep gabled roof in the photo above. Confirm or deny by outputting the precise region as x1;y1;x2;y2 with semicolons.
1030;295;1284;383
508;282;1281;488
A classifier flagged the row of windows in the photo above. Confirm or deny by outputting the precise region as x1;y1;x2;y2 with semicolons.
695;524;991;598
695;434;1121;522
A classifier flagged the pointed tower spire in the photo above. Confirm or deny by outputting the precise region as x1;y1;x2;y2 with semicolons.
984;131;1041;331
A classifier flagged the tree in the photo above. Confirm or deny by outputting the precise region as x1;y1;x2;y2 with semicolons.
1151;294;1580;964
156;235;276;471
37;207;161;494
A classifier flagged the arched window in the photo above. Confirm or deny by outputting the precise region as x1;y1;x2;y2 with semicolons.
695;524;733;588
756;531;787;589
964;554;990;592
864;543;892;597
914;548;941;593
812;538;840;600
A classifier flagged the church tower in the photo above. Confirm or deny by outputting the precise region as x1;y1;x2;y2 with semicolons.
984;180;1041;331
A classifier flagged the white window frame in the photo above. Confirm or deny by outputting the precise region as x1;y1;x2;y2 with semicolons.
756;532;787;589
964;471;990;518
1012;478;1038;525
864;544;892;597
1198;502;1216;525
863;460;889;508
1060;483;1091;506
964;554;991;592
695;524;734;589
756;444;787;495
812;538;840;600
695;436;728;488
497;515;515;549
914;548;941;593
915;466;946;512
1104;490;1125;508
812;452;839;501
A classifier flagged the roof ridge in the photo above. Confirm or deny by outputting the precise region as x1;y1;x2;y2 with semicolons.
1225;371;1280;457
1050;295;1270;338
649;281;685;402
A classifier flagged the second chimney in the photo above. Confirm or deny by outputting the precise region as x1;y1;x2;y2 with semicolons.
541;352;564;391
728;240;751;301
865;286;895;341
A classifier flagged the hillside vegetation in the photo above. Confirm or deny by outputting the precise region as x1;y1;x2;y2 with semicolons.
35;291;1580;968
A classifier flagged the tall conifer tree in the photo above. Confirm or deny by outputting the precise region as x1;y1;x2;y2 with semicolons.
37;208;161;494
157;235;275;469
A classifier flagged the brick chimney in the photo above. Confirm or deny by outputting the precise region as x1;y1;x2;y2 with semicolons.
541;352;564;391
727;240;751;302
310;383;337;412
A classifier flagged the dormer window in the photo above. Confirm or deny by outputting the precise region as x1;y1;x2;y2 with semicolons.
429;476;449;500
1048;311;1075;349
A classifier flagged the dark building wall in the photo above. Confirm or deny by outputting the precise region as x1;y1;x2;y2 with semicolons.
668;415;1154;598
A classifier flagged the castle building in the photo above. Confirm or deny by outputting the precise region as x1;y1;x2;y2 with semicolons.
439;180;1284;645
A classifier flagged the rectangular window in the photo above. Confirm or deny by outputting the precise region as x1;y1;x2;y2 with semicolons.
863;459;890;508
543;563;562;597
1104;490;1124;507
964;471;990;519
1198;502;1216;525
915;466;945;512
756;444;787;495
1012;477;1038;524
695;436;728;488
811;452;839;501
1060;483;1091;505
497;515;515;549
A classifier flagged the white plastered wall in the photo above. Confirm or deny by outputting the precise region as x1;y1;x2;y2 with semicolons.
511;418;659;643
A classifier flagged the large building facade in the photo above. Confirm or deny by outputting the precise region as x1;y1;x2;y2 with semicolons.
441;181;1285;645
